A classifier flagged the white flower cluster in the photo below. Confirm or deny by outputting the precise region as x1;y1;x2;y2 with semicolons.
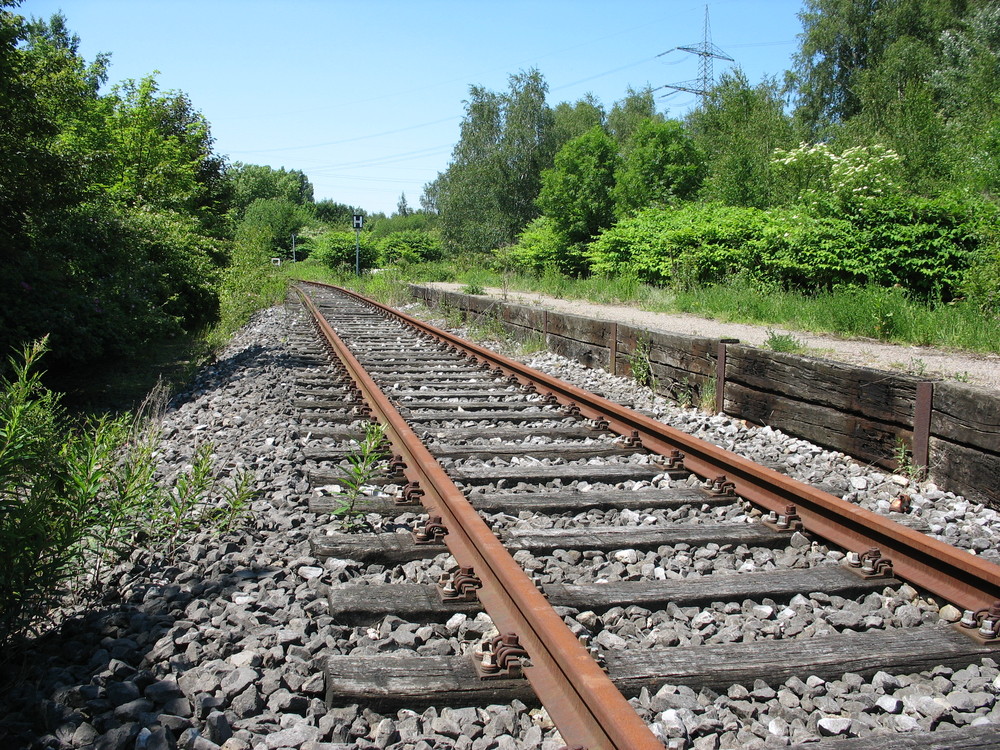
771;142;903;209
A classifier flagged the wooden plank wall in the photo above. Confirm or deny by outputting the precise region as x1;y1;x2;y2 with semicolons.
409;286;999;506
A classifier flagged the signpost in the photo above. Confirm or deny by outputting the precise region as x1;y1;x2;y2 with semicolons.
353;214;364;275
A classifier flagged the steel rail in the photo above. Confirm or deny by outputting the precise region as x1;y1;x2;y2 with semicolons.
316;281;1000;614
296;287;666;750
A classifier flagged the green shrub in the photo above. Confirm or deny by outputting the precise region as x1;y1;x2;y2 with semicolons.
962;242;1000;315
378;230;444;265
764;329;806;353
311;230;379;271
586;198;987;298
508;217;581;275
211;225;288;347
586;203;765;285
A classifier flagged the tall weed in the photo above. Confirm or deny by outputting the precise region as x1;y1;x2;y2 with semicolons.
0;340;254;648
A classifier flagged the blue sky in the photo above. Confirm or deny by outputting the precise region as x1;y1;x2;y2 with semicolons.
20;1;806;215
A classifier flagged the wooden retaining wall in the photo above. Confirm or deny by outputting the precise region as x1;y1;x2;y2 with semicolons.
410;286;1000;507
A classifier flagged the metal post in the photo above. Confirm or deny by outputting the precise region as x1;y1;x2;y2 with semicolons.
352;214;364;276
291;232;297;263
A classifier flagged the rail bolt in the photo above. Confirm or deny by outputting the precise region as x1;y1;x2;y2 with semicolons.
396;481;425;506
979;602;1000;639
622;430;643;448
663;449;686;470
857;548;893;577
439;566;482;602
777;504;801;530
413;515;448;544
561;401;581;417
474;632;530;679
704;475;736;497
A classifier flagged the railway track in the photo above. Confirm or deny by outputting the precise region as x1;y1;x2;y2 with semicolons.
287;281;1000;750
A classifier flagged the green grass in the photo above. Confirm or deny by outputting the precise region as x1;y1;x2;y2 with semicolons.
764;330;807;354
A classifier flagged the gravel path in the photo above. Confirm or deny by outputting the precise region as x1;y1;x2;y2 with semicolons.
423;283;1000;390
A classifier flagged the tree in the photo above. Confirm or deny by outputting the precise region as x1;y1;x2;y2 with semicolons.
552;94;606;150
239;197;310;257
313;198;359;226
396;192;411;217
607;86;662;146
537;126;618;250
791;0;967;137
105;75;219;212
613;119;705;217
933;4;1000;195
688;71;794;208
436;69;555;253
226;163;314;218
849;36;944;189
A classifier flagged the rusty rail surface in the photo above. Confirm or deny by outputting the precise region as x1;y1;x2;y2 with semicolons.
295;287;666;750
311;281;1000;614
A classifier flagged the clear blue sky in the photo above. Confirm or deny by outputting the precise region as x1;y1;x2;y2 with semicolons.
20;0;806;215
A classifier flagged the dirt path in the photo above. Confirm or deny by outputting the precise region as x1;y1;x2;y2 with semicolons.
423;282;1000;391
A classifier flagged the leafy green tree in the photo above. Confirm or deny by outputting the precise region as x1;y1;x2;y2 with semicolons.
420;174;442;214
239;197;311;257
537;126;618;252
552;94;606;150
226;163;314;218
613;119;704;217
933;5;1000;195
688;71;794;208
370;210;438;238
791;0;967;137
436;69;555;253
313;198;360;226
396;192;411;217
607;86;662;146
19;13;110;193
105;75;219;211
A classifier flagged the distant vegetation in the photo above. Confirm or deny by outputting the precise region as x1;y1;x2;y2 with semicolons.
403;0;999;348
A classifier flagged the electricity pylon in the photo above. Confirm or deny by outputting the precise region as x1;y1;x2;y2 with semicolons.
658;5;733;100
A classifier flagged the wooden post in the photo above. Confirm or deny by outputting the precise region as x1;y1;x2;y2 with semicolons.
716;339;739;415
913;382;934;471
609;322;618;376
